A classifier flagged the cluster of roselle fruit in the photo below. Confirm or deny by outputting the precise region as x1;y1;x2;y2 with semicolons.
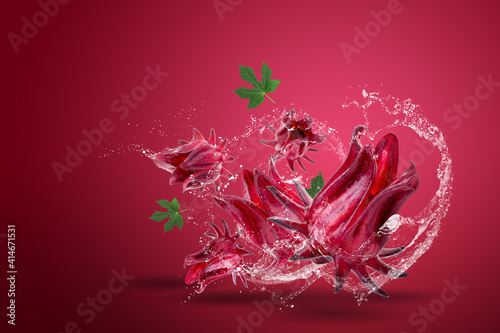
153;111;419;297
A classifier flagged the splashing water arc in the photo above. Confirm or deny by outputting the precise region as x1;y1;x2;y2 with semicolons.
234;92;453;302
147;91;453;302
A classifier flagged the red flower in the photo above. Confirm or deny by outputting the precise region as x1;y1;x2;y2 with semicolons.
214;158;306;272
153;128;235;192
267;126;419;297
260;110;326;172
183;125;418;296
184;219;252;293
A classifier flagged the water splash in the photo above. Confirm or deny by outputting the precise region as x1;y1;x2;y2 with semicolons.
119;94;452;302
223;106;347;186
224;93;453;302
341;91;453;291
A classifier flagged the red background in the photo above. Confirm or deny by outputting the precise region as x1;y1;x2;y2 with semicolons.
2;0;499;332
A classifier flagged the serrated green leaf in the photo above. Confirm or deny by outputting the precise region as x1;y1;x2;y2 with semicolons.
148;211;175;222
156;198;180;212
305;172;325;198
233;87;265;109
148;198;186;232
170;198;180;211
156;200;172;209
233;62;281;109
164;214;183;232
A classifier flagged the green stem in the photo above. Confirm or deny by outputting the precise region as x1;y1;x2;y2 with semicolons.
179;209;188;213
264;93;276;104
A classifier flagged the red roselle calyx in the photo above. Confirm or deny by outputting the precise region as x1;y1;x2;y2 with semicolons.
184;125;419;297
260;110;326;173
153;128;235;192
184;219;253;293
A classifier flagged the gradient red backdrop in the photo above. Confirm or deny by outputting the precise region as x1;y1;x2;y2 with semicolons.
3;1;500;332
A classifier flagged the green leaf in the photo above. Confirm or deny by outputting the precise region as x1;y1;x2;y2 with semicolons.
148;198;186;232
233;62;281;109
156;198;179;212
305;172;325;198
164;214;183;232
148;211;175;222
